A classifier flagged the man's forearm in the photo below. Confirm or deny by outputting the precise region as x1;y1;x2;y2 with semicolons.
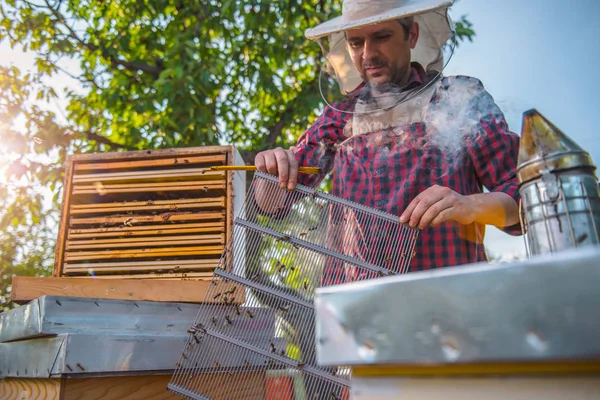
470;192;520;228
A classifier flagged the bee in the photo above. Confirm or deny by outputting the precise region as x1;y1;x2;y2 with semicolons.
224;286;237;295
235;304;241;315
203;186;209;192
124;217;133;227
318;203;324;209
298;361;305;369
308;226;318;232
331;393;340;400
244;360;251;367
278;304;290;312
270;343;277;353
299;232;307;237
280;349;286;356
276;261;286;273
385;257;392;263
213;292;222;300
200;168;206;174
223;296;229;303
246;310;254;318
225;315;232;325
214;361;222;369
303;281;309;290
181;352;187;359
211;316;217;325
277;235;291;242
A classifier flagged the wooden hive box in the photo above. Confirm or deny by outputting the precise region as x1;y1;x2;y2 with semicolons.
53;146;246;281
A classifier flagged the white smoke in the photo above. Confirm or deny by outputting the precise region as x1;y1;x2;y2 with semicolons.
333;75;512;182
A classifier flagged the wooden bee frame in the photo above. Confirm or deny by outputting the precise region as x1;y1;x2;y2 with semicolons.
53;146;246;280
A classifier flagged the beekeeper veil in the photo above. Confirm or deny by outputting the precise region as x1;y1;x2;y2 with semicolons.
305;0;457;116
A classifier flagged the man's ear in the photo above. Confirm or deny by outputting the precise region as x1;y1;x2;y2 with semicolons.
409;22;419;48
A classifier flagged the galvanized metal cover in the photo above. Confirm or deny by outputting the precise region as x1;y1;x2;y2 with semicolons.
314;246;600;366
0;296;205;343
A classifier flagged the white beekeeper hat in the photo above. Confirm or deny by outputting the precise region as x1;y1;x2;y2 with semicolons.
305;0;456;96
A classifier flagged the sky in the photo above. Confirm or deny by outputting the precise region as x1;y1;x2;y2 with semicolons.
2;0;600;260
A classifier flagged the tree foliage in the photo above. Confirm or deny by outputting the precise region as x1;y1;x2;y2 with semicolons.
0;0;475;310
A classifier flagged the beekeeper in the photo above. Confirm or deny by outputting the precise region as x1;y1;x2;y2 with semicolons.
254;0;522;271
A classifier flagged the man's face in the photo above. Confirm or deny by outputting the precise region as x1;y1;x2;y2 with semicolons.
346;20;419;87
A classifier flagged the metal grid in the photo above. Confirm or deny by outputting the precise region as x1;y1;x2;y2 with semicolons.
168;171;419;399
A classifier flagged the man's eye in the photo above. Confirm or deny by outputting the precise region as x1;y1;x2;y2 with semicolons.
375;34;391;40
348;41;362;48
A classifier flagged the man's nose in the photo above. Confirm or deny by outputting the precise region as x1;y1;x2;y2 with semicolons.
363;40;378;61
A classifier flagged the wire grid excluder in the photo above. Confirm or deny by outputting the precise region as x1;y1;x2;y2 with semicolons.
168;171;420;400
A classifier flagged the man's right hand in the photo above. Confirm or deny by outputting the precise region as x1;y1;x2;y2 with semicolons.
254;147;299;191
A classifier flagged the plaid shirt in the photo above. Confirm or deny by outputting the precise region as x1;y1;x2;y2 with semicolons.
292;63;522;273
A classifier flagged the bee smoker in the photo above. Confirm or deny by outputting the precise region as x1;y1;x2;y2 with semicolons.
516;109;600;256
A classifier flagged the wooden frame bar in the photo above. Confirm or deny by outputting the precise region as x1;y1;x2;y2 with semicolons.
10;276;243;304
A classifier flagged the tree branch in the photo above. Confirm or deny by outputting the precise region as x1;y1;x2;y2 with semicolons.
264;76;319;149
42;0;163;78
84;131;137;151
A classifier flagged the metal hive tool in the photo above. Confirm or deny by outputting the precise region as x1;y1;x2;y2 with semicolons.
168;171;420;400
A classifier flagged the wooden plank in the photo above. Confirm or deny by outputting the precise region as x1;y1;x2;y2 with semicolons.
61;372;265;400
72;180;226;195
10;276;243;304
64;246;224;261
167;371;266;400
69;200;225;215
74;154;226;172
70;146;231;162
69;272;214;280
63;259;220;275
72;168;225;183
66;234;225;250
68;221;225;237
54;155;76;277
71;196;225;212
0;378;62;400
69;211;225;226
68;226;225;239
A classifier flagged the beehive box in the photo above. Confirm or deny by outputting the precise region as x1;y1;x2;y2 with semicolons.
53;146;246;280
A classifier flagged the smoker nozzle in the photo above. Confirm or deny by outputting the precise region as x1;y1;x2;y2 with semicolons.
516;109;596;184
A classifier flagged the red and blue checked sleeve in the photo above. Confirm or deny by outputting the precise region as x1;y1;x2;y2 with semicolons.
292;103;352;188
456;76;523;236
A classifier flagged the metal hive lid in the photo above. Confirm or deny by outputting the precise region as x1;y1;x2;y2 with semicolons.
517;109;596;183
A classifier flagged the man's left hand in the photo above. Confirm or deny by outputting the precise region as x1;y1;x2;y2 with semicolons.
399;185;476;229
